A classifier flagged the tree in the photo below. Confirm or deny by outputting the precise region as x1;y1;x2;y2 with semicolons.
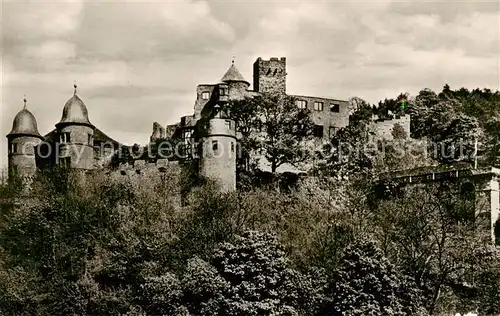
180;231;321;315
391;123;407;140
320;97;375;179
228;92;314;173
319;239;425;316
373;182;486;315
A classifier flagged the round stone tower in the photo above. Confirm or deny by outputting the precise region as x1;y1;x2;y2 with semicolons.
55;84;94;170
199;104;237;191
6;97;44;180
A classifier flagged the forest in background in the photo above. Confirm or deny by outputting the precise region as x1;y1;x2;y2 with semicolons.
1;85;500;316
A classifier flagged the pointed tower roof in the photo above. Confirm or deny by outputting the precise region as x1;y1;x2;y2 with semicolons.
56;83;93;128
221;62;249;85
7;96;43;139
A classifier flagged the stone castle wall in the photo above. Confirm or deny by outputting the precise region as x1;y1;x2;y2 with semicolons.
194;85;216;121
199;118;237;192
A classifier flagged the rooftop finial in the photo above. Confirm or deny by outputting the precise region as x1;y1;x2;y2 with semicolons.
23;95;27;109
73;81;77;95
232;56;235;65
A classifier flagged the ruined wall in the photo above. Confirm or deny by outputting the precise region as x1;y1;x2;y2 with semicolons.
370;115;411;141
194;84;216;121
150;122;166;142
93;145;116;169
291;95;350;140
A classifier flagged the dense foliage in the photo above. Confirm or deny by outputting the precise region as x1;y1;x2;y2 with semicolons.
1;86;499;315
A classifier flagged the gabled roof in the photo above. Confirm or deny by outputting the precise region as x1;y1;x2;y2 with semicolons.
221;64;249;85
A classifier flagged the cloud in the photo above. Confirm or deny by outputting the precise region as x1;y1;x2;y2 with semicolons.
73;1;235;63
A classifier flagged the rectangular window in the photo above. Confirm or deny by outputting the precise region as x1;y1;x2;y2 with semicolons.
10;143;17;154
231;142;235;152
225;120;231;129
295;100;307;109
313;125;324;138
330;103;340;112
88;134;93;145
314;101;324;111
220;87;227;96
212;140;218;151
202;91;210;100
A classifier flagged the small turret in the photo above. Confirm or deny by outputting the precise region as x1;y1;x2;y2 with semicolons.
6;96;44;180
55;84;94;170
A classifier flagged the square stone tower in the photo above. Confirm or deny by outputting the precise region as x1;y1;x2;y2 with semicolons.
253;57;287;94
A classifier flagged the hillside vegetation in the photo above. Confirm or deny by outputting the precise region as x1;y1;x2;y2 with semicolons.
0;86;499;316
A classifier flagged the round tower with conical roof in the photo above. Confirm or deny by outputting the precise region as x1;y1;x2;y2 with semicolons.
55;84;95;170
6;97;44;180
220;60;250;100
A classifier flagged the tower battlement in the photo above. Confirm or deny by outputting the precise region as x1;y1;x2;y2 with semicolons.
253;57;287;94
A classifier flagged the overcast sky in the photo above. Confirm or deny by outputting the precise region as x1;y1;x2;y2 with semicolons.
1;0;499;168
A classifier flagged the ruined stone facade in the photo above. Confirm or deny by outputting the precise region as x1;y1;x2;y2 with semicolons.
370;114;411;141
